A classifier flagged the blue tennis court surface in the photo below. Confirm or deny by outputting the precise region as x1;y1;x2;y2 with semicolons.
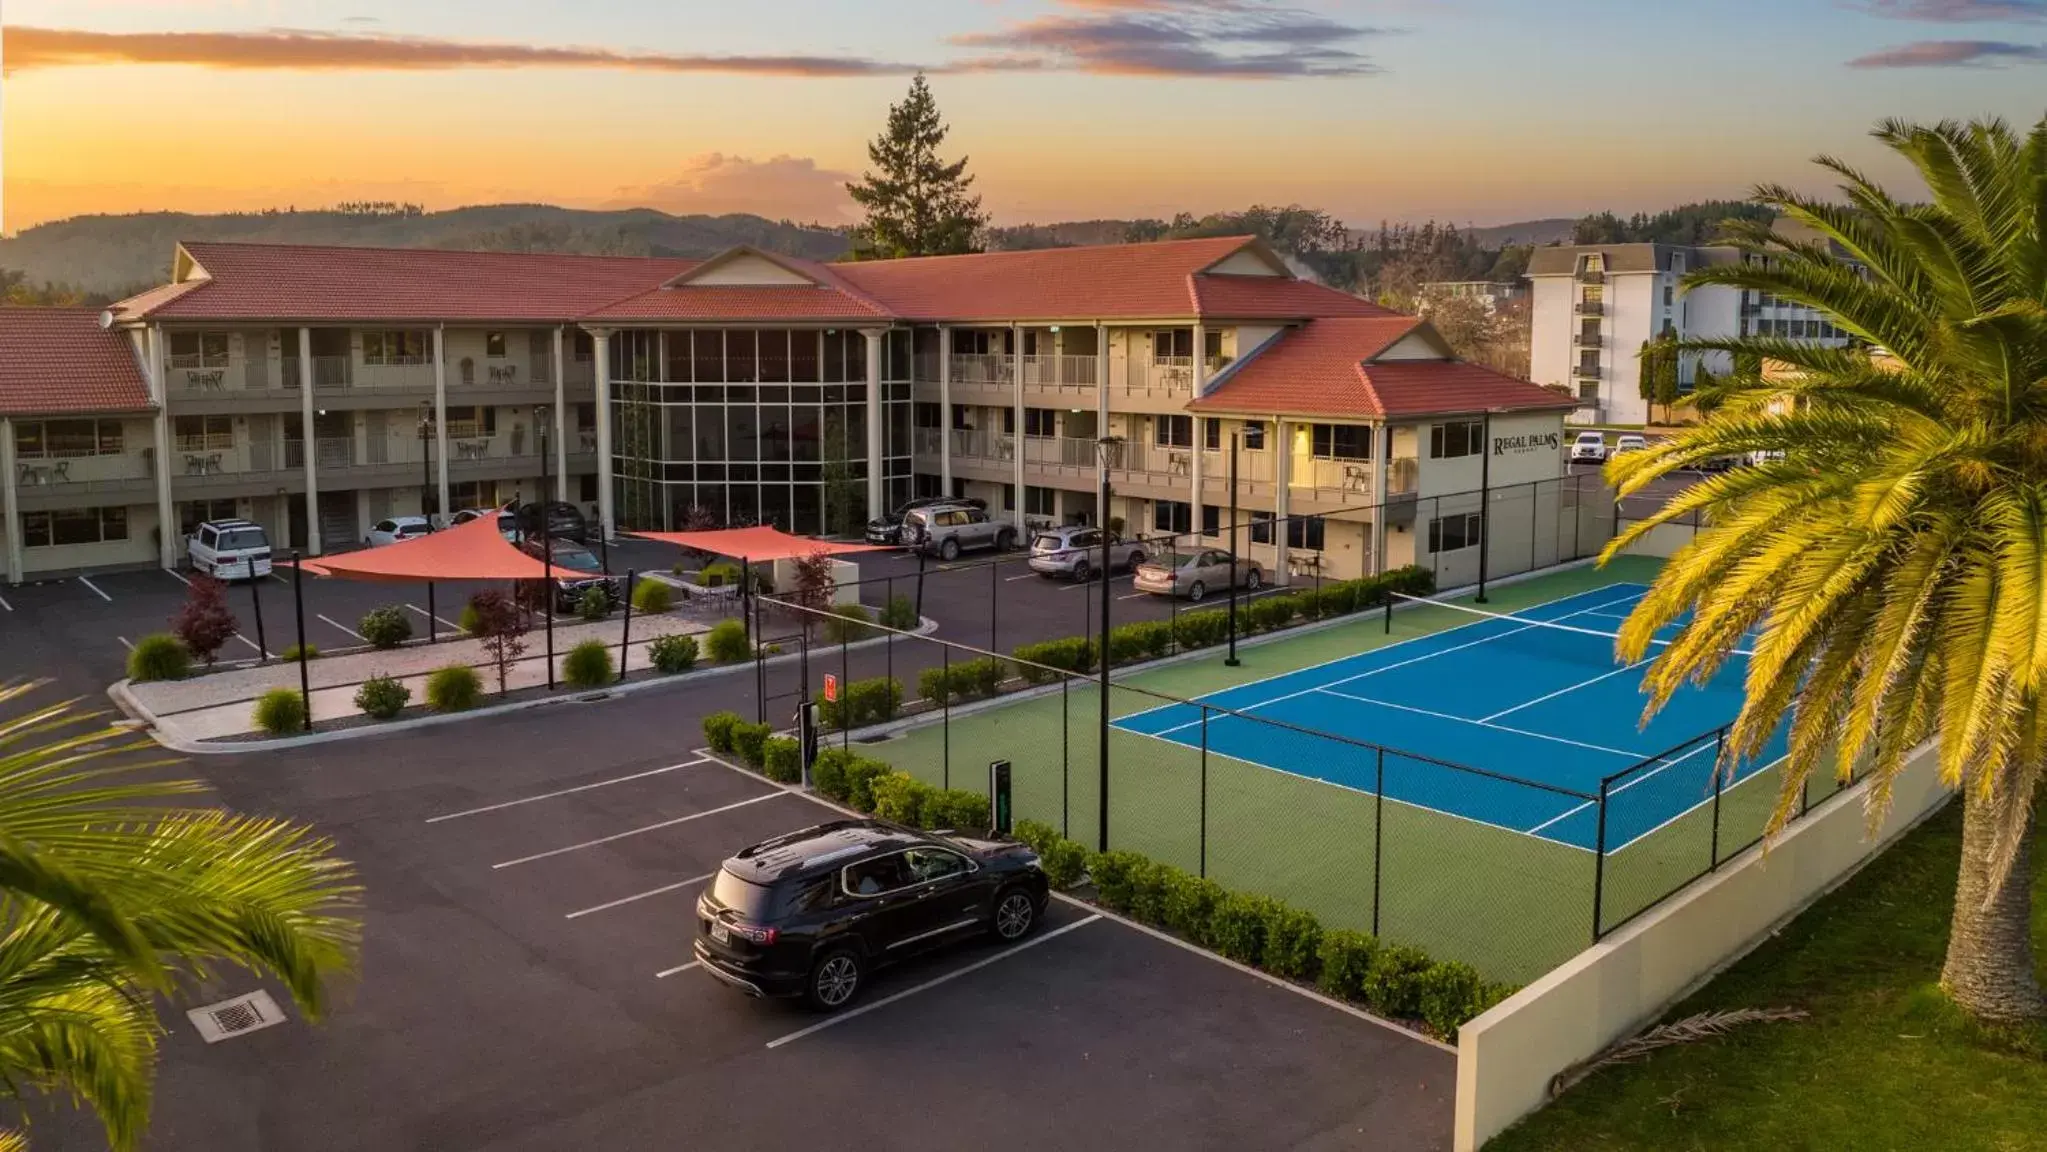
1114;583;1788;852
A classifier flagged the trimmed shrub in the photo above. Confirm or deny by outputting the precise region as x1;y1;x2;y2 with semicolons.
1362;944;1434;1020
563;639;613;687
1040;838;1089;891
812;747;858;801
1160;871;1228;944
879;595;919;631
822;603;875;644
1014;819;1060;854
730;721;773;768
1414;960;1485;1041
820;676;903;729
705;618;750;663
703;710;743;754
126;634;190;682
1316;930;1381;1002
1207;893;1275;965
932;789;991;830
1125;859;1175;926
576;586;612;622
1087;850;1151;915
1381;564;1435;598
280;642;320;661
1248;594;1298;634
871;771;933;825
1106;620;1173;665
1259;901;1324;980
920;659;1007;705
1171;609;1230;651
631;579;673;614
425;665;483;713
353;675;411;720
918;665;955;706
700;560;741;587
458;595;488;634
358;606;412;649
762;736;802;783
843;756;895;812
1011;637;1094;682
647;633;699;673
252;688;307;735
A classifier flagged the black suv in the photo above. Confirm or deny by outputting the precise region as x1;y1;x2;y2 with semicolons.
517;537;620;612
515;501;589;545
864;495;988;546
695;819;1048;1010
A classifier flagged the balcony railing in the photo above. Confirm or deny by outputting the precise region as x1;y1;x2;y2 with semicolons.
949;354;1012;387
12;452;152;488
949;428;1015;462
1021;355;1099;390
1574;301;1604;317
1576;268;1607;284
1022;435;1102;468
1197;448;1277;486
279;356;354;389
175;432;236;453
448;431;542;463
1575;333;1605;349
1289;457;1376;498
1574;363;1603;379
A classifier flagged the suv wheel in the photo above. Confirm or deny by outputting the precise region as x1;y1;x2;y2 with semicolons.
1070;559;1091;583
939;538;961;562
1126;549;1145;571
991;889;1038;941
1187;580;1207;602
806;948;863;1012
996;528;1017;552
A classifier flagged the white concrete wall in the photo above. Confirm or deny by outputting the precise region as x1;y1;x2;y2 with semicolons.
689;254;813;285
1208;249;1281;276
1603;274;1660;425
1528;277;1573;392
1680;283;1740;378
1487;413;1566;488
16;503;159;576
1376;331;1448;361
1454;743;1949;1152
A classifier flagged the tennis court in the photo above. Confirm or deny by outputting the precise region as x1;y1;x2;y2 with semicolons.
1113;584;1787;855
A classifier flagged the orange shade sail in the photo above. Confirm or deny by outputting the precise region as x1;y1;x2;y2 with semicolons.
297;513;557;582
629;526;893;563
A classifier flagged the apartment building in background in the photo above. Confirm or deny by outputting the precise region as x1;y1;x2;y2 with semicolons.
3;235;1575;588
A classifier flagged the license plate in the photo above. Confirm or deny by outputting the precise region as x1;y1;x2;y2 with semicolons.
711;923;730;944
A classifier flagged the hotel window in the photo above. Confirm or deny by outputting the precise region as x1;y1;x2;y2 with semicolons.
485;332;507;358
1154;415;1193;448
174;415;233;452
1201;505;1220;537
1429;420;1483;459
22;507;128;548
1025;486;1057;516
363;330;429;366
1242;421;1266;451
1663;284;1674;307
167;331;230;369
178;499;237;537
1152;500;1192;535
1310;424;1369;460
1428;512;1482;553
1023;409;1058;438
14;419;122;458
1287;515;1326;551
449;481;485;509
446;406;498;438
1151;329;1195;361
1203;419;1221;451
1250;511;1275;544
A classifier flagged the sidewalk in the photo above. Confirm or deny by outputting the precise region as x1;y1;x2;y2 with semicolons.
125;607;719;744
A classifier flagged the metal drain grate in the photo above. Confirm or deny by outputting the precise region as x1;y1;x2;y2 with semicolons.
186;990;286;1043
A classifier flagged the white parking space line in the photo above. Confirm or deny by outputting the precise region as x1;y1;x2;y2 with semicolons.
0;592;11;612
116;636;134;651
1003;572;1040;583
425;757;710;823
490;791;788;869
402;603;465;633
232;634;271;658
1057;573;1136;592
762;914;1104;1050
78;577;112;602
317;614;367;642
655;960;702;979
566;871;715;920
164;569;192;587
1117;590;1152;601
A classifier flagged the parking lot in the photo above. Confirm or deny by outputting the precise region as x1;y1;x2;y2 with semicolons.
25;686;1452;1152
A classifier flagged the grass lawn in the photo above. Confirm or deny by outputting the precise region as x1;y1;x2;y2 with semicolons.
1489;799;2047;1152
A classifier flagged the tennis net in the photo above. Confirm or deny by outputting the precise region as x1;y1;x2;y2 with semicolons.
1388;591;1758;660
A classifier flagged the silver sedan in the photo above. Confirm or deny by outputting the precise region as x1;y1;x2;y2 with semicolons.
1132;549;1263;601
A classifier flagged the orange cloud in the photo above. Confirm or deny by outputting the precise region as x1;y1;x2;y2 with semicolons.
605;154;858;224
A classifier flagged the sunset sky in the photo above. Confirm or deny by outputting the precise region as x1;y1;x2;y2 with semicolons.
4;0;2045;234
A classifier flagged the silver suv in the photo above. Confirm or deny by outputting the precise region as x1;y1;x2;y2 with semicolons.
1028;526;1147;582
904;505;1017;561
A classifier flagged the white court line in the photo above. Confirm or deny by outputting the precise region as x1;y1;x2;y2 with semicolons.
1523;739;1722;837
656;960;702;979
164;569;192;587
491;791;788;868
317;614;367;641
77;576;112;602
567;871;715;920
402;603;465;633
116;636;134;651
425;757;709;823
763;915;1104;1050
1314;688;1652;762
1481;657;1649;723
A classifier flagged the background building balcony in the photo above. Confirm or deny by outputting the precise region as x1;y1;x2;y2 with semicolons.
1574;301;1604;317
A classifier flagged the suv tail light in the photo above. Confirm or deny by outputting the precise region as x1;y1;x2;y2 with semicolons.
735;923;777;946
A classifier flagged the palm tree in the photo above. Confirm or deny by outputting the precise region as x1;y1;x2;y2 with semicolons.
1605;116;2047;1023
0;681;360;1148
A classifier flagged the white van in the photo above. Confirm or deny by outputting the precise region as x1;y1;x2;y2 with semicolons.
188;518;274;581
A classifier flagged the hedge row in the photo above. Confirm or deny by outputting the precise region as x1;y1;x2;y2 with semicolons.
819;676;903;730
1010;819;1513;1043
918;658;1007;705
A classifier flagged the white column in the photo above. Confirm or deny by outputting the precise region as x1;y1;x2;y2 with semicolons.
146;324;177;568
432;326;450;524
297;327;320;555
1274;416;1291;582
552;326;569;501
0;417;22;584
591;327;616;539
1011;323;1026;532
1374;424;1392;576
1190;322;1207;537
938;326;953;492
862;330;885;518
1096;323;1110;531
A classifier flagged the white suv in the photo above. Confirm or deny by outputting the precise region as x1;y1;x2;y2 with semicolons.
187;519;273;582
1569;431;1607;463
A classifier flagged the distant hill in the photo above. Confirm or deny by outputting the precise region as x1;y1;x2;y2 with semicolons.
0;205;854;296
1462;218;1577;248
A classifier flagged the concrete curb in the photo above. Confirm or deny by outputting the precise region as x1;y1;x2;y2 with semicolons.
111;614;939;755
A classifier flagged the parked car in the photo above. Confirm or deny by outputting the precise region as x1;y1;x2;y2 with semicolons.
1569;431;1608;463
694;819;1048;1011
864;496;988;545
1133;549;1263;602
187;519;273;582
1612;433;1650;457
1028;526;1147;582
515;501;589;545
902;504;1016;561
517;537;620;613
453;506;522;542
365;516;433;548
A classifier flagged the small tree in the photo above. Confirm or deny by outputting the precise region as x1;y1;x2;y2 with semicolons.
845;73;987;260
171;575;238;666
681;505;719;532
789;550;837;636
467;589;527;695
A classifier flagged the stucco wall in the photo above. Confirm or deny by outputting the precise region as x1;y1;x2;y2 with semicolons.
17;503;160;577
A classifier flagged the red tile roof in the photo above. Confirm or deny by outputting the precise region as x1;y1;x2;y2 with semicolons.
0;307;153;416
583;284;892;323
114;242;699;323
1191;317;1577;420
1190;274;1398;320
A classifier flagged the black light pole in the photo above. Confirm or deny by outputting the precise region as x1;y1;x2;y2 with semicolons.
1225;431;1241;667
1476;409;1496;604
538;405;555;689
248;576;268;663
290;552;311;731
417;401;435;530
1095;435;1124;853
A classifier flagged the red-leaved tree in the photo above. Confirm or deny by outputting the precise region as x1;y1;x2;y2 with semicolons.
172;575;239;665
788;549;836;636
468;589;528;695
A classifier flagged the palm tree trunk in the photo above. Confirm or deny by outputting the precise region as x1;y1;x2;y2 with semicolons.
1940;787;2045;1021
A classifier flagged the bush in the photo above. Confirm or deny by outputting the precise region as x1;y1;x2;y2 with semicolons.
1316;930;1381;1002
820;676;903;729
703;710;743;754
932;789;990;830
576;586;612;622
252;688;307;735
1248;594;1299;634
458;596;487;634
1014;819;1061;854
700;560;741;587
706;618;750;663
1040;838;1090;891
812;747;858;801
647;633;699;673
1125;859;1175;926
822;603;874;644
1414;961;1485;1041
918;659;1007;706
1362;944;1434;1020
871;771;933;825
879;595;919;631
843;756;895;812
1171;609;1229;651
1381;564;1435;599
730;721;773;767
563;639;613;687
1207;893;1276;965
1106;621;1173;664
762;736;802;783
358;606;412;649
353;675;411;720
126;633;190;682
1087;850;1152;915
1011;637;1094;682
631;578;673;614
1259;901;1324;980
1160;871;1228;944
280;642;319;661
425;665;483;713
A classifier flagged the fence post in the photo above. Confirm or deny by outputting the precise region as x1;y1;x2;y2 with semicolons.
1061;676;1071;839
1591;777;1611;941
1708;728;1726;869
754;628;766;724
1383;593;1393;635
1372;747;1385;937
941;644;951;790
990;554;999;654
885;575;895;692
617;570;636;682
840;634;851;751
1198;707;1210;879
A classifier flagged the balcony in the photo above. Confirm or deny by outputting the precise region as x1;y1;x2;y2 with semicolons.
1288;457;1376;499
1574;363;1603;380
948;428;1015;462
278;356;356;390
1021;355;1098;392
1021;435;1103;469
1574;333;1605;349
1575;267;1607;284
12;451;152;493
1574;301;1604;317
1197;447;1277;489
948;354;1013;387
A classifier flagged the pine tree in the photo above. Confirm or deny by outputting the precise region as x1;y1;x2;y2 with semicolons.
845;74;987;260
